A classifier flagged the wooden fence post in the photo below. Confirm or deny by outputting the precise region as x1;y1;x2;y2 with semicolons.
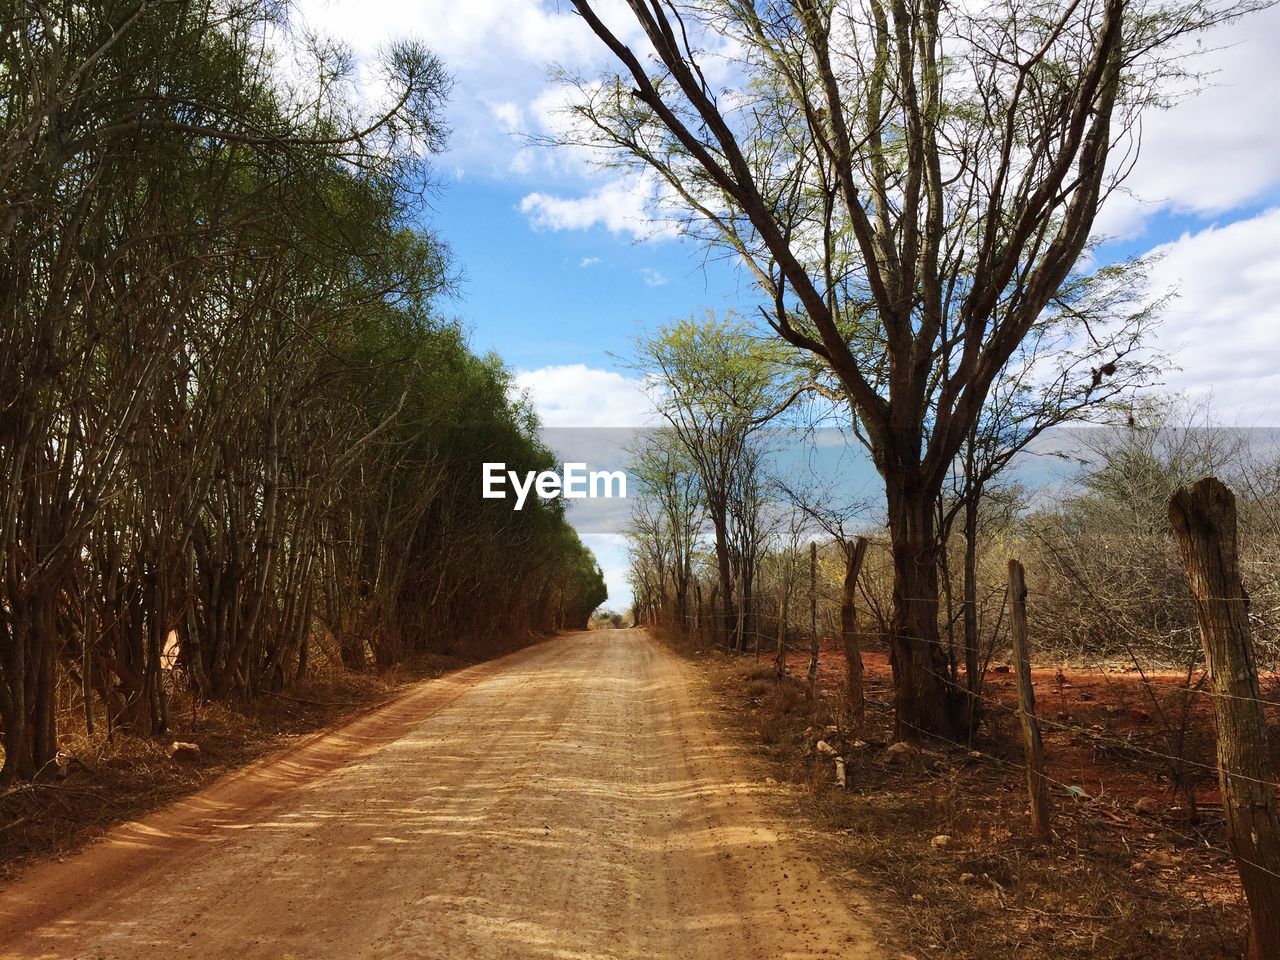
807;541;818;697
842;537;869;725
1170;477;1280;960
774;578;789;680
1008;558;1050;840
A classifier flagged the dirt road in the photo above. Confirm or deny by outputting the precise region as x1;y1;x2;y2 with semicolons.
0;630;883;959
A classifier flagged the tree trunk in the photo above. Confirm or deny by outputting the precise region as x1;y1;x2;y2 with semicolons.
711;511;736;650
962;494;982;732
885;479;965;742
841;538;868;725
807;542;818;697
1170;477;1280;960
775;577;790;680
736;565;747;655
1009;559;1051;840
0;611;33;782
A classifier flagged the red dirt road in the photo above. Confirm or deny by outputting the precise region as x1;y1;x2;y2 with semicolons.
0;630;883;959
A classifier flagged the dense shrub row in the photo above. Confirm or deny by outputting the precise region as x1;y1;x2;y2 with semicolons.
0;0;604;781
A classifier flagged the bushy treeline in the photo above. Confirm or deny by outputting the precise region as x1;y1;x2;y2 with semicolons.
631;394;1280;709
0;0;604;781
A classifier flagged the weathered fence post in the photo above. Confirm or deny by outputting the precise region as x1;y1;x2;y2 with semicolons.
1170;477;1280;960
807;541;819;697
774;581;789;680
841;537;869;725
1008;558;1051;840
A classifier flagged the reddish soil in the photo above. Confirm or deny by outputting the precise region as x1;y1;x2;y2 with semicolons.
794;647;1279;812
730;645;1275;956
0;632;887;959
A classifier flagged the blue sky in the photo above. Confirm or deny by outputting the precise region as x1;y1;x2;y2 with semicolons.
294;0;1280;611
433;180;755;371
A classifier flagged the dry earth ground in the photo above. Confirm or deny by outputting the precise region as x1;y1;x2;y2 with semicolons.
0;629;888;960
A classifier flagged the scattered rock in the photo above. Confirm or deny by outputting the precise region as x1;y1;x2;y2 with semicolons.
884;741;921;764
930;834;953;849
1078;691;1095;701
167;741;201;761
1135;796;1160;815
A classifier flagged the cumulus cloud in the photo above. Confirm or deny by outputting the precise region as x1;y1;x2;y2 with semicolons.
1095;5;1280;237
289;0;645;176
579;256;601;267
1146;208;1280;423
641;268;667;287
284;0;1279;427
514;364;657;428
520;177;676;239
487;100;523;132
287;0;1279;228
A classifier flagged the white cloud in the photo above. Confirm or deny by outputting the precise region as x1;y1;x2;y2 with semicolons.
289;0;646;177
1147;208;1280;423
487;100;523;132
287;0;1279;232
579;256;601;268
520;177;674;238
1095;5;1280;237
641;268;667;287
514;364;657;428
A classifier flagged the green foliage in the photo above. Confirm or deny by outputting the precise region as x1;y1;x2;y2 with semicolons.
0;0;602;779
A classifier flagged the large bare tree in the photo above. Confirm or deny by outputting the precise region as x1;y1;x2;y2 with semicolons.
557;0;1257;738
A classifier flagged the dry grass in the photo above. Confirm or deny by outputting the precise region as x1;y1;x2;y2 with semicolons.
0;647;474;881
688;644;1252;960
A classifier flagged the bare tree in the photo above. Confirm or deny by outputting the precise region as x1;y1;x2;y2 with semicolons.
631;313;787;649
555;0;1256;737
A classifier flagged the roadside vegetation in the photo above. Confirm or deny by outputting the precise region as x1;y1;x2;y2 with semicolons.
637;397;1280;956
0;0;606;816
569;0;1280;953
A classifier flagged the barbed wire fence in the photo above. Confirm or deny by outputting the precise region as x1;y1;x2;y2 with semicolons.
642;477;1280;952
